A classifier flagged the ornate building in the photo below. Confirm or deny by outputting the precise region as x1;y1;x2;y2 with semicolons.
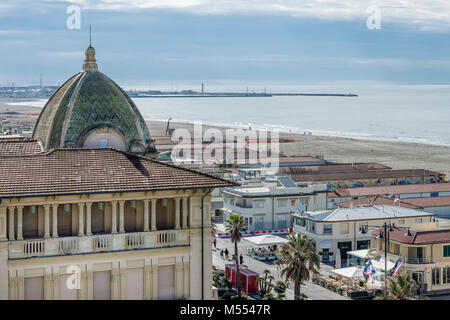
32;45;157;157
0;46;236;300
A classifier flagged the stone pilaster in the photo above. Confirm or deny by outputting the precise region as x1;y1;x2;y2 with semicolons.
44;205;50;238
8;206;15;241
182;197;189;229
175;198;181;230
111;201;118;234
52;204;59;238
143;200;150;232
119;201;125;233
86;202;92;236
16;206;23;240
78;203;84;236
151;199;156;231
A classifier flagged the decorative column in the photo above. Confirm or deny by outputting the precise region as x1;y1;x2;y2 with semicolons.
16;206;23;240
78;203;84;236
86;202;92;236
183;257;190;298
111;201;118;234
119;200;125;233
144;260;152;300
0;206;7;241
143;200;150;232
151;199;156;231
182;197;189;229
44;205;50;238
175;198;181;230
8;206;15;240
152;264;158;299
52;204;59;238
176;259;183;298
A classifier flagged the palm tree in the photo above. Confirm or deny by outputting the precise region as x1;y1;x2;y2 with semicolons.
277;233;320;300
378;268;419;300
225;214;246;298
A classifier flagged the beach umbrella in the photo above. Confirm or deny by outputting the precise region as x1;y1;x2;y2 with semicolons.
335;249;341;269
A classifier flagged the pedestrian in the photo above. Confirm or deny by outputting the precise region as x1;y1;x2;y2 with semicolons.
240;254;244;265
224;248;229;259
213;237;217;249
220;249;224;259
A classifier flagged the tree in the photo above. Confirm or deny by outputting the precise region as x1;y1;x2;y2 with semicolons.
225;214;246;298
273;281;288;300
258;269;275;296
277;233;320;300
377;268;420;300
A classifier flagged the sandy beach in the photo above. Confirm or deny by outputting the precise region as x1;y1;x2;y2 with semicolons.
1;99;449;177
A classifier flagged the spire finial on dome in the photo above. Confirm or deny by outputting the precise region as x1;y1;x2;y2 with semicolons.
83;25;98;71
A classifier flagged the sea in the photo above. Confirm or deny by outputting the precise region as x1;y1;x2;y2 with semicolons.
7;84;450;146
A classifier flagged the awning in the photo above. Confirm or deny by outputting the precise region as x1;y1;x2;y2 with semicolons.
243;235;289;246
317;240;331;249
332;267;364;278
347;249;370;259
371;259;395;272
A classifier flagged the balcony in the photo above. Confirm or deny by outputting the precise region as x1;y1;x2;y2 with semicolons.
378;251;434;265
8;229;190;259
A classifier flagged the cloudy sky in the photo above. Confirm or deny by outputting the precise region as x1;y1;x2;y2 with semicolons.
1;0;450;88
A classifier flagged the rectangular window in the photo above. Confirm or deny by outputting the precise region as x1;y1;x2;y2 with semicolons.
131;200;137;208
31;205;37;215
432;267;441;285
162;199;168;207
254;217;264;231
253;200;265;208
278;199;288;207
295;217;306;227
64;204;71;213
444;245;450;257
323;224;333;235
340;223;349;234
444;267;450;284
98;202;104;211
278;216;287;229
308;222;316;233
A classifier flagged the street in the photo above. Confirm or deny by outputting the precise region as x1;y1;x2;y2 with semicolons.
212;236;348;300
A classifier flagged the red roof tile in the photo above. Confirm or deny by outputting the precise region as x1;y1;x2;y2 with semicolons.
337;195;423;209
0;140;43;156
330;183;450;198
0;148;236;198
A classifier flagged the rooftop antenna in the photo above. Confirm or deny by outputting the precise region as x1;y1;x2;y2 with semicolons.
89;24;92;47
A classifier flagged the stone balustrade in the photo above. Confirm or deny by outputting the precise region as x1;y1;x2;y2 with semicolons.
8;229;190;259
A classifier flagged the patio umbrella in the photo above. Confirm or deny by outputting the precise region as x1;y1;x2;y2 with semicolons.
335;249;341;269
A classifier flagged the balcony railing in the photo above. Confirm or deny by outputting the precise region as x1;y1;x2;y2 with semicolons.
8;229;190;259
379;251;434;265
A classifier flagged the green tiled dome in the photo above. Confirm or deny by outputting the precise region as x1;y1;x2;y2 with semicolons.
33;46;156;156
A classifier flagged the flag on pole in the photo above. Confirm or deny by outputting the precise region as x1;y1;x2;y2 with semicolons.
392;259;402;276
363;261;376;278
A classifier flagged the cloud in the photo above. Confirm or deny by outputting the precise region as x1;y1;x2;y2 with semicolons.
37;0;450;32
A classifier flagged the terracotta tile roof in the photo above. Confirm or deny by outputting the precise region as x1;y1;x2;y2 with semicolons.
399;196;450;208
0;148;236;198
336;195;423;209
280;162;391;174
290;169;444;183
329;183;450;198
372;228;450;245
0;140;43;156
